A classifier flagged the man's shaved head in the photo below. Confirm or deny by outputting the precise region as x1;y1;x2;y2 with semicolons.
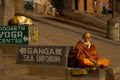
83;32;91;38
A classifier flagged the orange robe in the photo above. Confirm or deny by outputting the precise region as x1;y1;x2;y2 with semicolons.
75;41;110;68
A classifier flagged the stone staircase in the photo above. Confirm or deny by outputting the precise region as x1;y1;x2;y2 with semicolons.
0;46;109;80
0;44;65;80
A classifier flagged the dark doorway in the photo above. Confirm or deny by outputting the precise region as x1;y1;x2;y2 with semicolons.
24;1;34;11
84;0;87;11
75;0;78;10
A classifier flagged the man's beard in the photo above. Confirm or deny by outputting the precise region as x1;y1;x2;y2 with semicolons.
82;40;91;48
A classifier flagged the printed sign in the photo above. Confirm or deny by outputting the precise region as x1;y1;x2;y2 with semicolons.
0;25;28;44
17;46;67;66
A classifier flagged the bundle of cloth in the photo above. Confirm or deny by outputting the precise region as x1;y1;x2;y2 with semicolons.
8;16;33;26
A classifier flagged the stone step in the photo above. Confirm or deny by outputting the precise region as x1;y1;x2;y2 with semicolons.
114;74;120;80
4;75;65;80
0;54;16;66
68;69;106;80
0;65;29;78
106;67;120;80
113;67;120;80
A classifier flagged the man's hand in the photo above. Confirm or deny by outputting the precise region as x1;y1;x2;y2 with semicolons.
84;51;98;65
89;58;98;65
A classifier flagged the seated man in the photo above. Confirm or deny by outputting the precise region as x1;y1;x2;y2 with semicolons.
74;32;110;68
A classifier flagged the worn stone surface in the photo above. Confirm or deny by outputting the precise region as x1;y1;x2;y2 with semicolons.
68;69;106;80
0;0;15;25
0;44;17;54
62;10;107;30
0;54;29;79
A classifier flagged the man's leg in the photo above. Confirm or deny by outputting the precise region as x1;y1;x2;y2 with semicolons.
98;58;110;68
83;58;95;66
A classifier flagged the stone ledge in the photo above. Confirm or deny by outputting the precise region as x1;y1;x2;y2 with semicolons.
106;67;120;80
0;65;29;77
67;68;106;80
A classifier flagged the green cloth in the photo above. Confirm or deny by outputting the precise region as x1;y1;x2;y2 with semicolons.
102;8;109;14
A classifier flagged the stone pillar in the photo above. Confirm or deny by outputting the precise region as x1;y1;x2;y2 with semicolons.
116;0;120;14
0;0;4;24
87;0;94;13
45;0;51;15
35;3;42;14
14;0;24;12
78;0;84;12
37;0;46;14
51;7;56;16
107;19;120;41
0;0;15;25
96;0;101;14
71;0;75;10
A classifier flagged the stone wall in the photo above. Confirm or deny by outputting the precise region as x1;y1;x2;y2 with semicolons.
116;0;120;14
0;0;4;25
0;0;15;25
15;0;24;11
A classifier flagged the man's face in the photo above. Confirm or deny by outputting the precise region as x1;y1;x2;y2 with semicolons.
83;32;91;42
83;37;90;42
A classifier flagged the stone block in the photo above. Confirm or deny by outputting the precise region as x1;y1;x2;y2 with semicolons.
4;7;15;16
0;0;15;25
39;4;46;14
0;54;16;66
107;67;120;80
0;65;29;77
0;6;4;24
67;69;106;80
0;44;17;54
15;0;24;11
14;75;65;80
3;14;15;25
29;66;66;77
